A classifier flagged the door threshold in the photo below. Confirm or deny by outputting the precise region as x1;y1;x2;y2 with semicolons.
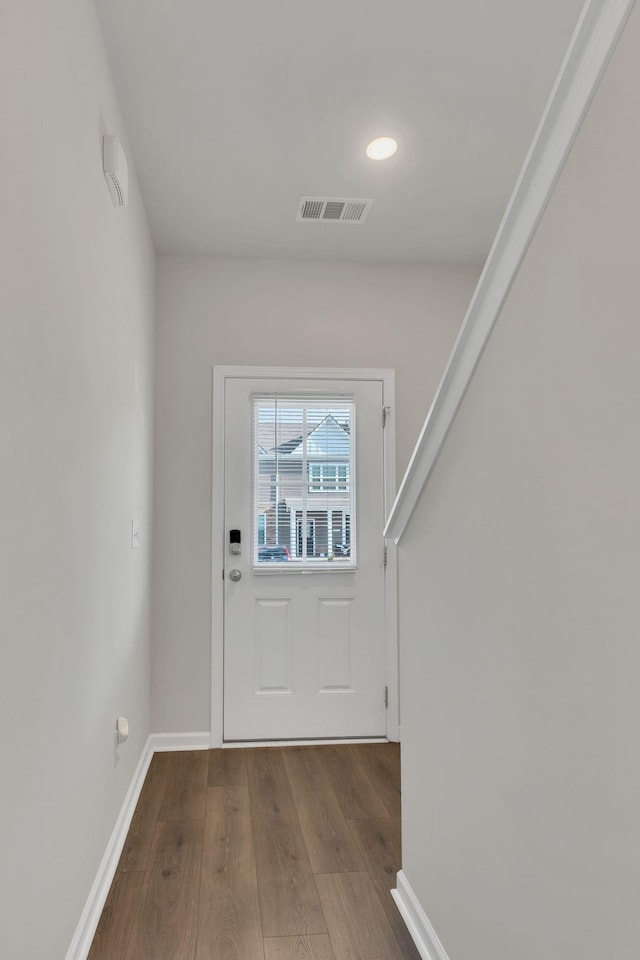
221;736;389;749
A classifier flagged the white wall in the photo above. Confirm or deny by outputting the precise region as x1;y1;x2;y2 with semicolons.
153;257;478;732
398;6;640;960
0;3;155;958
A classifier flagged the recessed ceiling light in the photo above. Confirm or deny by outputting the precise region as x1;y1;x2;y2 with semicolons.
366;136;398;160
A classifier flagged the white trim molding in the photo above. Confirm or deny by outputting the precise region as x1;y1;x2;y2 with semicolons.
385;0;636;544
66;733;211;960
221;737;387;749
65;736;154;960
392;871;451;960
149;731;211;752
211;365;398;747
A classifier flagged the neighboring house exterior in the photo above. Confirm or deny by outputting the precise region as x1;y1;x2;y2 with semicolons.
256;413;352;560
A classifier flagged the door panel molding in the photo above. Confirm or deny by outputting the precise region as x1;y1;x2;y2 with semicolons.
211;365;398;746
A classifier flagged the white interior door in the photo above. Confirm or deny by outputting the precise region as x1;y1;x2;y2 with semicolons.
223;375;388;740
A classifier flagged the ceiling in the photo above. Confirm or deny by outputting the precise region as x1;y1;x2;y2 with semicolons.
95;0;585;264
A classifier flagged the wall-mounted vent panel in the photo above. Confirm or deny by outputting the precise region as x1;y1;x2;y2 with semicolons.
297;197;373;223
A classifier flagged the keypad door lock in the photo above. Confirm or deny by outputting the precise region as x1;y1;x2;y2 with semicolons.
229;529;241;556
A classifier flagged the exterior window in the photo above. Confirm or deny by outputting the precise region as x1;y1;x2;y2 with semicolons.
309;463;349;491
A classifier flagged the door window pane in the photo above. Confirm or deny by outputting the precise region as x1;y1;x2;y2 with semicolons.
253;396;355;567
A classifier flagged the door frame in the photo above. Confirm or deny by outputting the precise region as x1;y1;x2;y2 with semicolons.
211;365;398;746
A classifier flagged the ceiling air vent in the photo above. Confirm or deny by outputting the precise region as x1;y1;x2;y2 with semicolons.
297;197;373;223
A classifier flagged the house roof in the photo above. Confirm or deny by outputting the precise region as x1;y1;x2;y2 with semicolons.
260;415;350;458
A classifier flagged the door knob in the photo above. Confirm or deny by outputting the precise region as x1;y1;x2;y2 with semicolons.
229;569;242;582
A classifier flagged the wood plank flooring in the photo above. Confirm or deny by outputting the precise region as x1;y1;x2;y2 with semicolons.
89;743;420;960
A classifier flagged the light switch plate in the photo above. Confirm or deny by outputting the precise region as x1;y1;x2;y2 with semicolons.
131;520;141;549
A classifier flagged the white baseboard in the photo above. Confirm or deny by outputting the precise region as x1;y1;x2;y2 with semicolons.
222;737;387;748
70;729;406;960
66;732;212;960
149;731;211;751
391;871;451;960
65;735;154;960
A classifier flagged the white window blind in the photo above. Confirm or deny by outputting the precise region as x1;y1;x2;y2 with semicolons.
252;396;355;568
